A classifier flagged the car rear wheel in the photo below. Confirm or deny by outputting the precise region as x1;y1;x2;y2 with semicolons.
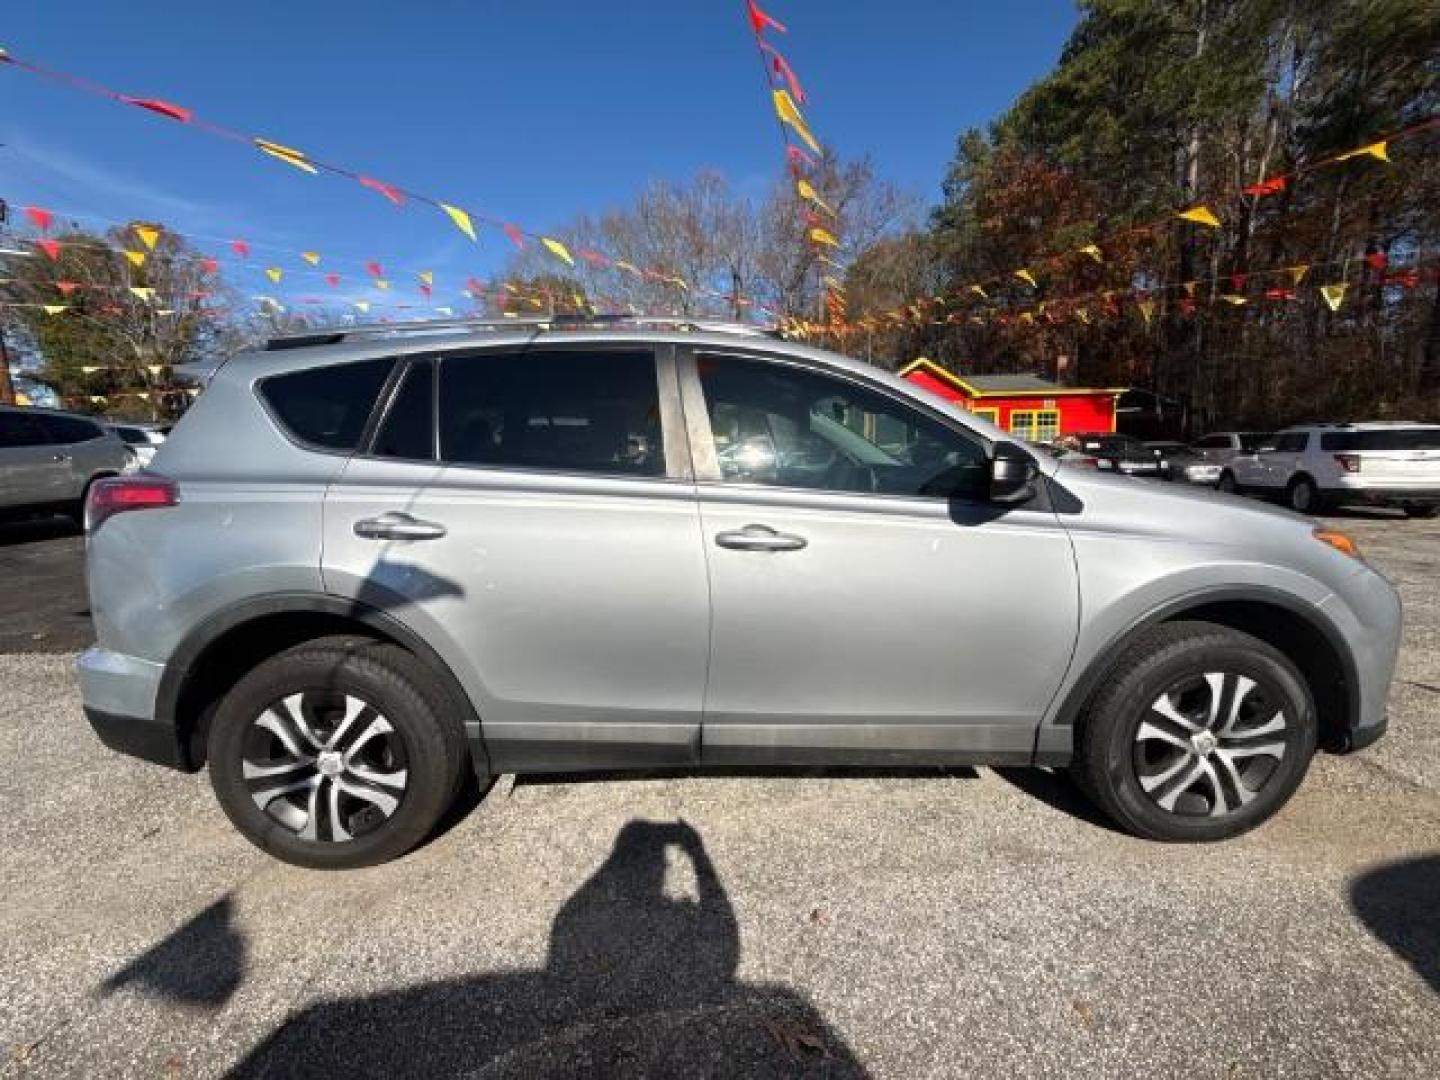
1074;622;1316;841
208;637;468;869
1286;475;1321;514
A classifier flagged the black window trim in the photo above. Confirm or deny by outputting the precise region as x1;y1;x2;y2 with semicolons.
676;345;1000;506
354;340;692;485
360;356;438;463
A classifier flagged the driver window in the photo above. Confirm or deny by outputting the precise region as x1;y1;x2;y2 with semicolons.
697;355;988;499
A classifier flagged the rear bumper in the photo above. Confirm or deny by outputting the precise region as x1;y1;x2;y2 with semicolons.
77;647;191;770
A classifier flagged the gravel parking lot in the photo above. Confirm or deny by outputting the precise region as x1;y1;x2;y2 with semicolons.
0;509;1436;1077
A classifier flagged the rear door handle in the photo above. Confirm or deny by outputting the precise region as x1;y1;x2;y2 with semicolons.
354;512;447;541
715;524;807;552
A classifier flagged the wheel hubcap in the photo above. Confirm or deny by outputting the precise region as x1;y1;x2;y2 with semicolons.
242;691;409;842
1134;671;1288;818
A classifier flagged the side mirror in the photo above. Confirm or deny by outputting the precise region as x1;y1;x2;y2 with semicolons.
989;441;1039;504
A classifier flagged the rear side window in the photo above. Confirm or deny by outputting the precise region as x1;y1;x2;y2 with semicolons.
1239;433;1271;452
36;415;103;444
373;360;435;461
1193;435;1229;449
1321;428;1440;452
260;357;394;451
0;412;49;448
1273;432;1308;452
438;350;664;477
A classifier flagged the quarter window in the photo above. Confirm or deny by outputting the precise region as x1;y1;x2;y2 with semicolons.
260;357;394;451
696;355;988;499
1008;410;1060;443
438;350;664;477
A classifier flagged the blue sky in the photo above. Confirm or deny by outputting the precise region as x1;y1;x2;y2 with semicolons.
1;0;1077;302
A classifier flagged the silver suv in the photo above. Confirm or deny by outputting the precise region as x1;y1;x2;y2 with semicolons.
1;404;130;521
79;320;1403;868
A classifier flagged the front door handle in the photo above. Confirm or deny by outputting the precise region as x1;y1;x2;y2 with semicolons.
354;512;447;541
715;524;807;552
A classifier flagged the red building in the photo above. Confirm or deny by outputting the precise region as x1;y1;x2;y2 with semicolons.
898;359;1122;442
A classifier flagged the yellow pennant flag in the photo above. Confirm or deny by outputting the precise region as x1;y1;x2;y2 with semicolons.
1320;283;1347;311
1177;205;1222;228
1335;140;1389;164
1182;281;1197;298
772;89;822;154
419;270;434;286
254;138;318;174
796;179;834;215
43;304;67;315
808;227;839;247
1221;294;1247;305
1078;243;1103;263
1138;300;1155;325
440;203;477;242
133;225;161;250
266;267;283;284
129;286;155;301
1287;264;1309;285
146;364;165;376
1018;311;1035;325
542;237;575;266
1014;268;1038;289
1075;308;1090;324
301;251;321;266
124;250;146;268
375;279;390;290
969;284;989;301
354;301;371;313
81;365;104;374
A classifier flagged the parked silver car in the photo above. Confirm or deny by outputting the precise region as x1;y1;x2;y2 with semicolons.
78;319;1402;868
0;404;130;521
105;422;169;468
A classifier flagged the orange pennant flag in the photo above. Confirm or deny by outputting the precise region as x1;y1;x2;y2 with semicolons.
542;238;575;266
1320;283;1347;311
773;89;821;154
1335;141;1389;164
441;203;478;242
301;251;321;266
133;225;161;250
255;138;318;174
124;250;146;268
1177;205;1222;228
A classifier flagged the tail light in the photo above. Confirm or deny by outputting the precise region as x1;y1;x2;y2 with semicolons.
86;475;178;533
1333;453;1361;474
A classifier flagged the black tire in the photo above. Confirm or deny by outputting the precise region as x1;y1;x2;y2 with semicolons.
1286;475;1321;514
1402;503;1438;519
1216;471;1238;494
208;636;468;869
1073;621;1317;842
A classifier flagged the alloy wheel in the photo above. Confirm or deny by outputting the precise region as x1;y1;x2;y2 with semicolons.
242;691;410;842
1133;671;1288;818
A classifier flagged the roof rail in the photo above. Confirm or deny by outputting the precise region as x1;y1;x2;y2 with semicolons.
263;313;780;351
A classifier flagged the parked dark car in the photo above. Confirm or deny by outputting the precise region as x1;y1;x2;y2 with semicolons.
1070;432;1165;477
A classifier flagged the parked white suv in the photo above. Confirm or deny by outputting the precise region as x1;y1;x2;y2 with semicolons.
1218;422;1440;517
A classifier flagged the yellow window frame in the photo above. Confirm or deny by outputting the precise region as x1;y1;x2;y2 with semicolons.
970;406;999;424
1008;409;1060;442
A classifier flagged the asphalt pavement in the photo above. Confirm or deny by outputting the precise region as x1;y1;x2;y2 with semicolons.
0;508;1436;1077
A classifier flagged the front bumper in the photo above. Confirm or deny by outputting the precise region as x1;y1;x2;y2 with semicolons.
1318;566;1403;749
77;647;189;770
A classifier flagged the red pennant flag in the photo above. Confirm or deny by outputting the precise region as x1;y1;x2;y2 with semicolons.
231;239;250;257
786;145;817;170
325;273;341;286
1230;273;1248;292
1386;269;1419;289
1178;298;1197;316
419;284;432;298
578;250;609;266
1364;251;1388;272
359;176;405;206
199;257;219;275
1264;287;1297;301
24;206;54;232
36;239;61;261
121;97;193;123
747;0;786;35
1241;175;1287;197
466;276;485;297
55;281;79;296
503;223;526;250
760;42;806;103
365;261;383;278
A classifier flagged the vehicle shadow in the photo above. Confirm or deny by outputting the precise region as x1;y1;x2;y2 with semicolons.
222;819;868;1077
990;766;1127;835
1349;854;1440;995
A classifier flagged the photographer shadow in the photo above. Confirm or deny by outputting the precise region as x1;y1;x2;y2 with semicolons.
230;820;867;1077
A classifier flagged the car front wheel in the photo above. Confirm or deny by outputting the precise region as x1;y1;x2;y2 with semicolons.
1074;622;1316;841
208;637;468;869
